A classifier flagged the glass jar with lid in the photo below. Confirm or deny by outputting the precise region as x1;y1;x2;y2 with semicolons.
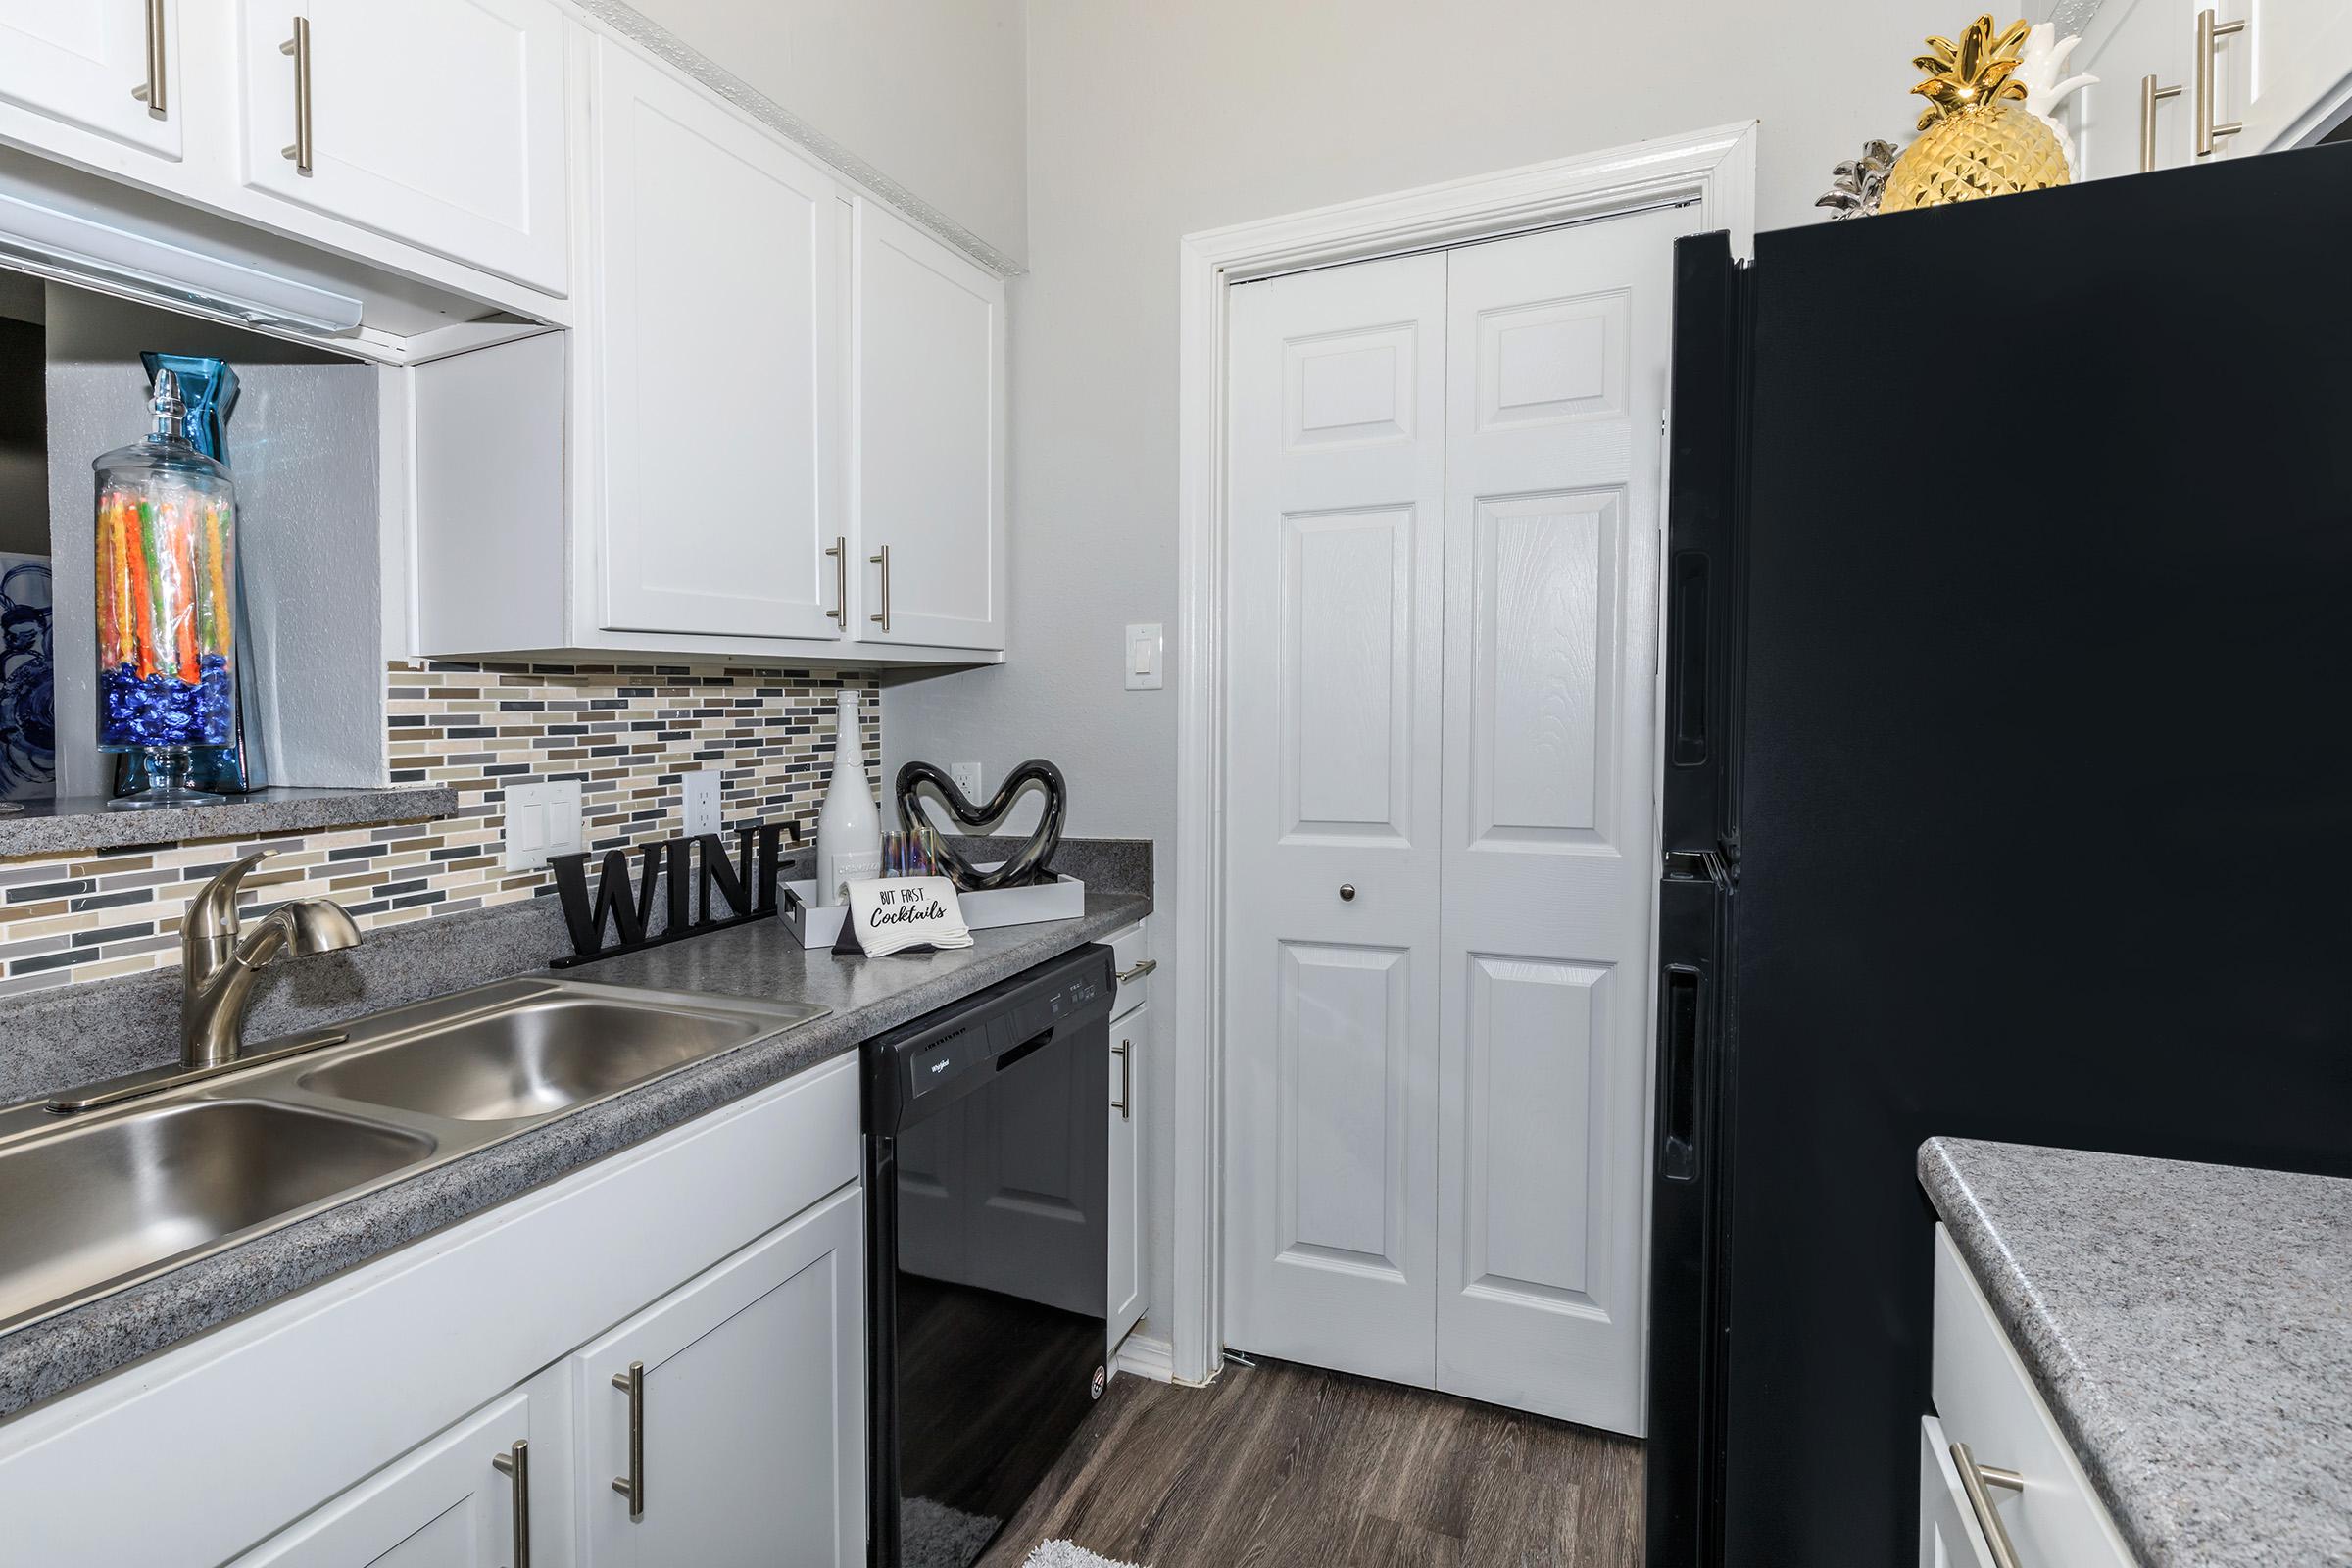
90;368;239;808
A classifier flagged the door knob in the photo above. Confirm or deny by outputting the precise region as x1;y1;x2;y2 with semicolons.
1339;884;1355;902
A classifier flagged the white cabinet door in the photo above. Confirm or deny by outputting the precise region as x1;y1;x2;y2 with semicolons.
1432;207;1689;1437
1221;250;1448;1389
575;1185;863;1568
0;0;180;157
236;0;567;292
2067;0;2197;180
1108;1000;1146;1350
852;197;1006;651
588;37;845;644
2236;0;2352;151
1918;1416;1999;1568
234;1377;561;1568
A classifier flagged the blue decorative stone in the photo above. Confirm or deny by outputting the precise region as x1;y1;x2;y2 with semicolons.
99;654;233;750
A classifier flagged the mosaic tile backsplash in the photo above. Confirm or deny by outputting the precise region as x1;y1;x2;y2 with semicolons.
0;661;877;998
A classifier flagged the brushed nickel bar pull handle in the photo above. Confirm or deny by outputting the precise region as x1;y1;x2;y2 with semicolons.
2139;74;2181;172
867;544;891;632
825;536;847;626
2195;9;2246;157
1950;1442;2025;1568
1116;957;1158;984
132;0;166;112
490;1439;531;1567
279;16;313;173
611;1360;645;1520
1112;1038;1132;1119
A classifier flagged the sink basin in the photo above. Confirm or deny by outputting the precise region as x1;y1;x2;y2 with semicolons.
0;1102;435;1328
298;995;800;1122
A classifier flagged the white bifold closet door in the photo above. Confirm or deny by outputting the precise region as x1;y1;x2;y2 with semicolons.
1223;204;1690;1435
1223;249;1448;1391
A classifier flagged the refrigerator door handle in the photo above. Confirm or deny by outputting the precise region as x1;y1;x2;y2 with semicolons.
1659;964;1704;1182
1667;549;1711;767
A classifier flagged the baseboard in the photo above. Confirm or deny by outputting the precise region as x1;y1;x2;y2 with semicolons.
1110;1331;1174;1384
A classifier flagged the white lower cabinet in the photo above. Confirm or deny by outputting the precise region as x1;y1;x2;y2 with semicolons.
575;1185;864;1567
1107;997;1146;1350
0;1058;863;1567
236;1372;570;1568
220;1184;860;1560
1918;1414;1997;1568
1103;924;1150;1356
1926;1225;2136;1567
233;1189;864;1568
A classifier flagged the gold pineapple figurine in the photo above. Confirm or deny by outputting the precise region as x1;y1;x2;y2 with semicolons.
1881;15;2072;212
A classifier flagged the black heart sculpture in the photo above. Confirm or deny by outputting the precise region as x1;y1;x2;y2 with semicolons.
896;759;1067;891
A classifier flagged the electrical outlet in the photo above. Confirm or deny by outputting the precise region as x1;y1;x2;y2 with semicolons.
951;761;984;799
683;769;722;838
503;780;582;871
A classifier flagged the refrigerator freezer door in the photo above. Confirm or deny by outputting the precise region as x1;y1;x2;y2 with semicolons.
1645;228;1747;1568
1654;142;2352;1567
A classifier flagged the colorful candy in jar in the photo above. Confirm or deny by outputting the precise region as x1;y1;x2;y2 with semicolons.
91;371;238;755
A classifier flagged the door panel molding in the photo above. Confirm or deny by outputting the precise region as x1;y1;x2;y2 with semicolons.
1279;506;1420;845
1467;486;1624;853
1275;940;1413;1274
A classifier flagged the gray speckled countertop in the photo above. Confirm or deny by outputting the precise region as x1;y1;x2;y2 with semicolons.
0;889;1148;1419
1919;1137;2352;1568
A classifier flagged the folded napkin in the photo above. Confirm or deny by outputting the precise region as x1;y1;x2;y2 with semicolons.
835;876;973;957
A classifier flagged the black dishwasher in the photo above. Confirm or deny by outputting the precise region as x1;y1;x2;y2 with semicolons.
863;945;1115;1568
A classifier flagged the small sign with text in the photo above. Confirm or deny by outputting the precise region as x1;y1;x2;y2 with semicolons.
831;875;973;957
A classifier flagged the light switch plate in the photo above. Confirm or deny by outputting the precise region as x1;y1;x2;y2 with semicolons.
1125;622;1164;691
504;780;582;871
951;761;984;799
683;769;722;838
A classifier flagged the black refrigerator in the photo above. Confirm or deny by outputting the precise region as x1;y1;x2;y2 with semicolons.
1644;142;2352;1567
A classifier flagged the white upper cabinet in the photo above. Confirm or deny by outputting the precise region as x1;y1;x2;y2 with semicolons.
585;35;845;644
2230;0;2352;152
853;197;1006;652
413;35;1010;667
234;0;568;293
0;0;182;157
2058;0;2352;182
2068;0;2195;179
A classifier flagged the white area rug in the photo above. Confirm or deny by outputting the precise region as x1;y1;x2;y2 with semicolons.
1022;1543;1146;1568
900;1497;1002;1568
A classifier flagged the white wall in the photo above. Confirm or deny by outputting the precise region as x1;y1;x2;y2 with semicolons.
617;0;1029;267
882;0;1973;1348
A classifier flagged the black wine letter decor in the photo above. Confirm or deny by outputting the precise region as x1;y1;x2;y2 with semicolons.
548;821;790;967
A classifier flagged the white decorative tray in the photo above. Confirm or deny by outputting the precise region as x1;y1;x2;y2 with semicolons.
778;867;1085;950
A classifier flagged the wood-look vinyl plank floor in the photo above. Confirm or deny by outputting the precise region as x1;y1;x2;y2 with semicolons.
974;1357;1643;1568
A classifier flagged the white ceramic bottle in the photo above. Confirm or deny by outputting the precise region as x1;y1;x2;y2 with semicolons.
814;688;881;906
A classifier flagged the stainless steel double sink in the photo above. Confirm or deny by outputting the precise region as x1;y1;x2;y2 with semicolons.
0;978;828;1337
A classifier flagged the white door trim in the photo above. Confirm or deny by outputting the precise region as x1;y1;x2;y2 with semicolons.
1170;122;1758;1389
